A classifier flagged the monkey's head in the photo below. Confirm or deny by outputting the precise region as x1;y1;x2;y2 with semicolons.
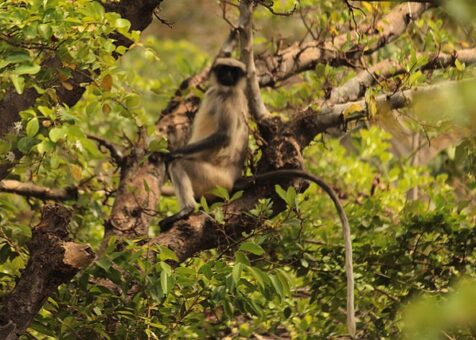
212;58;246;87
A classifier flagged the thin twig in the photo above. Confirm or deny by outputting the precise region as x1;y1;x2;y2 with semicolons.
87;134;124;165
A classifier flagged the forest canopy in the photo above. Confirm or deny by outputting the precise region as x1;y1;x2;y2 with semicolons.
0;0;475;338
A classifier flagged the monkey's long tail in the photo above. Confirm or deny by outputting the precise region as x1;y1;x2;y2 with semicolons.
250;169;356;337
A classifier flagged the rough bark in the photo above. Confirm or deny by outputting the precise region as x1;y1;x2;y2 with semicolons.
0;204;94;340
105;143;165;238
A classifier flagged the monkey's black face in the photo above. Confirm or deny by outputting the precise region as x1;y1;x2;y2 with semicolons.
213;65;245;87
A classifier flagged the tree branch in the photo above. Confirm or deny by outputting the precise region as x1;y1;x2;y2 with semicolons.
291;78;476;148
258;2;432;87
0;180;77;201
239;0;270;121
329;48;476;104
87;134;124;165
0;204;94;339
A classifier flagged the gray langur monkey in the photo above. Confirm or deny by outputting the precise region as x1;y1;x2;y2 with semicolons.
159;58;249;230
159;58;355;335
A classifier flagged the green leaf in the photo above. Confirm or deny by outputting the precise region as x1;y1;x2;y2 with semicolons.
235;251;250;265
49;127;66;142
270;274;284;299
96;257;112;271
209;186;229;200
158;246;179;262
159;261;172;275
199;263;213;279
160;270;169;295
247;265;270;291
286;186;297;206
199;195;209;212
148;138;168;152
239;242;265;256
38;106;54;118
275;184;287;202
125;94;141;109
36;140;55;154
38;23;52;40
6;52;31;63
17;136;37;153
26;118;39;137
232;263;243;285
223;300;234;318
274;269;291;296
15;64;41;75
80;138;101;157
114;18;131;30
10;75;25;94
0;244;12;264
455;59;465;71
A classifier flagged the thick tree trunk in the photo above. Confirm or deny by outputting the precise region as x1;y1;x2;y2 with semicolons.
0;204;94;340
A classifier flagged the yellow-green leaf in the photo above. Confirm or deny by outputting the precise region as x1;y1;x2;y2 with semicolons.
10;75;25;94
26;118;39;137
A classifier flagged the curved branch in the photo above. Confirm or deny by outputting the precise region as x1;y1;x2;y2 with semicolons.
258;2;432;87
87;134;124;165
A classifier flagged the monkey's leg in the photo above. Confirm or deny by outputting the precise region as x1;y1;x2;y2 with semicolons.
159;160;196;231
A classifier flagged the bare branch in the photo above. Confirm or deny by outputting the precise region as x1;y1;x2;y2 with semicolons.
329;48;476;104
258;3;432;87
290;78;476;148
258;1;297;16
239;0;270;121
87;134;124;165
0;180;77;201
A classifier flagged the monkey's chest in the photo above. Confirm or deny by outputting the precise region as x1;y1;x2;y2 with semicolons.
188;116;218;143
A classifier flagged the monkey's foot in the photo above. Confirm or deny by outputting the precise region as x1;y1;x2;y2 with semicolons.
159;206;195;232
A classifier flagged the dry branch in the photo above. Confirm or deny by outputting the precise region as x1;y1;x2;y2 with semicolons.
0;180;77;201
87;134;124;165
329;48;476;104
0;204;94;339
258;2;432;87
239;0;269;121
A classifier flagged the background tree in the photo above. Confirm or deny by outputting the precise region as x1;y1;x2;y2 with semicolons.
0;0;475;338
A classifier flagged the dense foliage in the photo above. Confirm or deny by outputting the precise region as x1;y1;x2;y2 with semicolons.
0;0;475;338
